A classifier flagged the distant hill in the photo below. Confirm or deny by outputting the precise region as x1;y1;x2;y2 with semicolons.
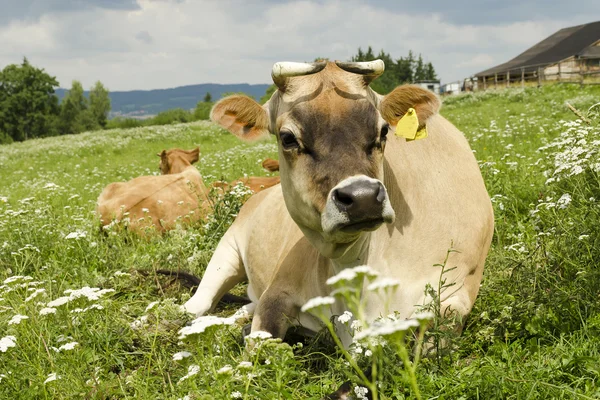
55;83;271;118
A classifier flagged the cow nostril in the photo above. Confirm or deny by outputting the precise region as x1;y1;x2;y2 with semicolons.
376;183;385;203
333;189;354;207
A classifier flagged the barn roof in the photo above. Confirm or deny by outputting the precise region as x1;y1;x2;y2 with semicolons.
475;21;600;77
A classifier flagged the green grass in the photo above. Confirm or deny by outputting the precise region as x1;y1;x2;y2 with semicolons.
1;85;599;399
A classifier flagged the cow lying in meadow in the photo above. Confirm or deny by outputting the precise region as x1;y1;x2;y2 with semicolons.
184;61;494;346
96;148;280;233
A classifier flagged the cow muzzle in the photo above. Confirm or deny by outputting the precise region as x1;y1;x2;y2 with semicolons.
322;176;395;236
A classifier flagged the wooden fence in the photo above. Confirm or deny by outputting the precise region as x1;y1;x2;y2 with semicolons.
477;61;600;91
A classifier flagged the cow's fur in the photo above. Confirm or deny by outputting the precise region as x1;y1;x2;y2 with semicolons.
185;62;494;346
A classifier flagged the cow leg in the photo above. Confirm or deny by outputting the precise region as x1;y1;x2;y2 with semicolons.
183;231;246;316
251;289;300;339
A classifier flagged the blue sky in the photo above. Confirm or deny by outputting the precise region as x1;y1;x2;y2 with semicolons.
0;0;598;90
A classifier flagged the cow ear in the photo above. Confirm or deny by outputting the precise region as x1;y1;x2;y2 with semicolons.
379;85;441;128
189;147;200;164
211;95;270;141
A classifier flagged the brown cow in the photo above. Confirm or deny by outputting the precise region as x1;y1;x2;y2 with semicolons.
211;158;280;193
96;147;208;233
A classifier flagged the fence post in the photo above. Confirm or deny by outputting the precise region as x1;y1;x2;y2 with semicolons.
558;62;561;82
494;73;497;89
506;71;510;88
483;76;487;90
537;67;542;87
580;63;585;86
521;68;524;88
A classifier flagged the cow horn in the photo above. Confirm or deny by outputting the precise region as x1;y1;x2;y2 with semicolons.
271;61;327;89
335;59;385;85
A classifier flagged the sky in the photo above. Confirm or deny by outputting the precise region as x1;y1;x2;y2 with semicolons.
0;0;598;91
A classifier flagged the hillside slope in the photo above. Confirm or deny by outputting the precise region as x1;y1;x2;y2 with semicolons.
55;82;271;117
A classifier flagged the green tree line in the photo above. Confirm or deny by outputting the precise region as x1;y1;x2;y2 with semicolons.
351;46;438;94
1;49;438;144
0;59;111;144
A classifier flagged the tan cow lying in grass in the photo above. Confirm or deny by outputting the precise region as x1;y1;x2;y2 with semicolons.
96;148;280;234
184;61;494;346
96;147;208;233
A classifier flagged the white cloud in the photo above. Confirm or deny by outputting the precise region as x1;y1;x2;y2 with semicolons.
0;0;595;90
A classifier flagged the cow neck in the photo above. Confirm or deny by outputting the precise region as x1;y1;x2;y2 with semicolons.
168;155;193;174
300;225;372;268
329;232;373;272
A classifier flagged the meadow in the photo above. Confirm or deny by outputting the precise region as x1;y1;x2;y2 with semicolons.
1;84;599;399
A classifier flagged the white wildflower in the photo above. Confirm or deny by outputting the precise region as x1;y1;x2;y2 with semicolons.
245;331;272;340
231;391;243;398
350;320;362;331
0;336;17;352
578;234;590;240
145;301;159;312
238;361;253;369
44;373;59;384
354;385;369;400
8;314;28;325
58;342;79;351
173;351;192;361
43;183;59;190
113;271;130;277
414;311;435;322
354;318;419;340
337;311;353;324
367;278;401;292
25;288;46;302
130;315;148;330
217;365;233;375
301;296;335;312
39;307;57;316
65;230;87;239
365;349;373;357
3;276;33;285
327;265;378;286
178;365;200;383
178;315;236;339
557;193;572;209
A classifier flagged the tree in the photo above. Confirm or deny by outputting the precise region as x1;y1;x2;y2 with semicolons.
58;80;95;134
0;58;60;141
203;92;212;103
89;81;111;128
425;62;438;81
193;101;212;120
414;54;426;81
349;47;438;94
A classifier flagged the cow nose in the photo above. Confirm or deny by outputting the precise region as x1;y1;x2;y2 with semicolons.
332;180;385;218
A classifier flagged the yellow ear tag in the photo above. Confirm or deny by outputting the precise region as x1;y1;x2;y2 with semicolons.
394;108;428;141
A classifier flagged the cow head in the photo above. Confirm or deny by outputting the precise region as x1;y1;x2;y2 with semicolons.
211;61;440;258
157;147;200;175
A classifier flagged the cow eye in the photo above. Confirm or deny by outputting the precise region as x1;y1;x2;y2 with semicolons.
380;124;389;141
280;131;300;150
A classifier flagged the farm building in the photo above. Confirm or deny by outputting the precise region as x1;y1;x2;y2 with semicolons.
475;20;600;88
414;80;440;94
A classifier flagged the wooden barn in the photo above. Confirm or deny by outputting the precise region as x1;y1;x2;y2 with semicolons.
475;20;600;88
